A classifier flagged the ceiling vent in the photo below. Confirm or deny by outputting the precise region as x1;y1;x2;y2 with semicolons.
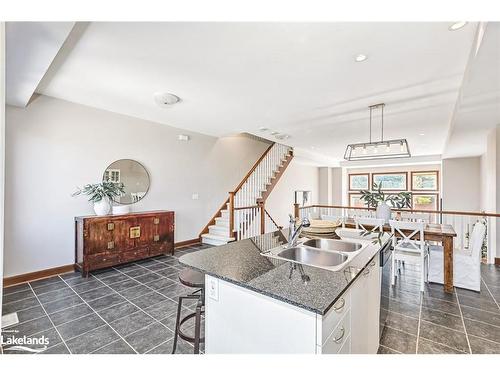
153;92;181;107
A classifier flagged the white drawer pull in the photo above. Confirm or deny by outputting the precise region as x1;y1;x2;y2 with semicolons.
333;297;345;312
333;326;345;343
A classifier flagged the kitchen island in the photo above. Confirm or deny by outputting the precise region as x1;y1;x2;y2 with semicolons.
179;229;392;354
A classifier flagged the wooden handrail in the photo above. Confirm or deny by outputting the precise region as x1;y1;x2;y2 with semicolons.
234;205;260;210
233;142;275;193
298;204;500;218
198;197;229;238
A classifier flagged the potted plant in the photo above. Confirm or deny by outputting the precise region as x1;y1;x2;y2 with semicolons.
72;182;125;216
359;182;411;223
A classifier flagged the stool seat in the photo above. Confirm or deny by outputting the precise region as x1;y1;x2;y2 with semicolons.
179;268;205;288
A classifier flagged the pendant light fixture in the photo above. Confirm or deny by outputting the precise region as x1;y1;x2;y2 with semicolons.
344;103;411;161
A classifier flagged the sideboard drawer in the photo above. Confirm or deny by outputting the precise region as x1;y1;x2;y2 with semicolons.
87;252;120;268
120;247;150;263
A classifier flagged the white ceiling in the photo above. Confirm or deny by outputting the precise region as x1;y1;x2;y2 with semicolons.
20;22;491;163
6;22;74;107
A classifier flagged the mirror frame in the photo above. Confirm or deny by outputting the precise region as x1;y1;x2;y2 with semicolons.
103;159;151;205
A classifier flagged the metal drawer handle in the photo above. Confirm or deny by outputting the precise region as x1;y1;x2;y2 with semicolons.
333;326;345;343
333;297;345;312
370;260;376;267
107;241;114;250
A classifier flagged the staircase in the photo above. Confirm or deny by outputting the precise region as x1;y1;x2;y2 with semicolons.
200;142;293;246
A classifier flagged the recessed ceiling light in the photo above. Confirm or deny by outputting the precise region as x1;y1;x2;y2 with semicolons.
449;22;468;31
258;127;269;132
153;92;181;107
275;134;290;140
354;54;368;62
419;133;425;136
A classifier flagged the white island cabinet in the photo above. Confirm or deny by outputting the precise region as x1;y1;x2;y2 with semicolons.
204;255;381;354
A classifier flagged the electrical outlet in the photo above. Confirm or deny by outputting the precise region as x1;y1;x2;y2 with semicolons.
208;277;219;301
192;193;199;200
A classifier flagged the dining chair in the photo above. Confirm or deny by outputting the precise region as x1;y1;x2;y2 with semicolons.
355;217;385;232
400;212;430;223
427;221;486;291
389;220;428;292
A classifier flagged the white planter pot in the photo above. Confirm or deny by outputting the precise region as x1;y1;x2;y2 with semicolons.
376;202;392;223
112;204;131;215
93;199;111;216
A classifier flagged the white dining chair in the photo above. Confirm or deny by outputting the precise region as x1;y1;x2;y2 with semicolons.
427;221;486;292
400;212;430;223
389;220;428;292
355;217;385;232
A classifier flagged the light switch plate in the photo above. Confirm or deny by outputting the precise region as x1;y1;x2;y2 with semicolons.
192;193;199;200
208;277;219;301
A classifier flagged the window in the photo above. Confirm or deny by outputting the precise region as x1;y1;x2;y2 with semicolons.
411;171;439;191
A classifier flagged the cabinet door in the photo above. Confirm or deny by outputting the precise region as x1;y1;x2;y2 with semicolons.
84;218;116;254
134;215;155;249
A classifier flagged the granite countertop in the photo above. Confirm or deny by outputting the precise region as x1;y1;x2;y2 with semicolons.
179;229;391;315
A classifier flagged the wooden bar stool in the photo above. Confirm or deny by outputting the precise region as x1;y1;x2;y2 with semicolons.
171;268;205;354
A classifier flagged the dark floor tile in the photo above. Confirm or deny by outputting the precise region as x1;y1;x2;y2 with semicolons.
156;268;180;279
129;291;168;309
63;274;97;286
30;328;62;349
3;283;30;295
148;338;195;354
110;311;155;336
424;284;458;302
29;276;61;289
420;307;465;331
79;286;114;302
31;281;68;295
456;287;496;302
143;299;178;321
422;297;461;316
16;305;47;324
8;316;53;337
417;337;466;354
379;327;416;354
99;302;140;323
124;322;173;354
2;289;35;304
386;299;420;319
377;345;400;354
419;320;469;353
384;309;419;335
121;267;151;278
118;285;154;300
134;273;163;284
37;287;76;304
87;293;127;311
57;313;106;341
91;268;122;279
460;305;500;327
71;279;105;293
468;335;500;354
42;294;82;314
387;289;421;306
59;272;82;281
156;283;191;299
49;303;94;326
108;278;141;292
144;277;176;291
39;343;70;354
98;273;130;286
65;325;121;354
134;259;160;267
92;339;136;354
160;308;196;332
2;297;40;315
464;318;500;344
143;262;169;272
458;294;500;313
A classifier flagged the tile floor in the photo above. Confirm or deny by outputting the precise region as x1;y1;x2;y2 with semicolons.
2;244;499;354
1;244;211;354
379;263;500;354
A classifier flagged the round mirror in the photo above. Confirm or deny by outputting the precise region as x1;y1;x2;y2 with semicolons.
103;159;150;205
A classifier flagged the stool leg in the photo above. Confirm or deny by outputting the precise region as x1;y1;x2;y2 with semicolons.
171;296;184;354
194;300;202;354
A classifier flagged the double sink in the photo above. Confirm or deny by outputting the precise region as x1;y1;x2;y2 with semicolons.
263;238;366;271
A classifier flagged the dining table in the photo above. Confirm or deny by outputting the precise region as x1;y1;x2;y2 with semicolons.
343;220;457;293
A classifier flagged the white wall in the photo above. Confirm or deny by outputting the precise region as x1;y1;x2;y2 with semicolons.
4;95;271;277
318;167;332;205
1;22;5;318
441;157;481;211
265;159;319;227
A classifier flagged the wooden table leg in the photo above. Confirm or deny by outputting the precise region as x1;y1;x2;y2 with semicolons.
443;236;454;293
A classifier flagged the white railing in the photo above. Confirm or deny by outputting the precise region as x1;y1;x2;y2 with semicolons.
234;143;292;208
233;205;283;241
295;204;498;264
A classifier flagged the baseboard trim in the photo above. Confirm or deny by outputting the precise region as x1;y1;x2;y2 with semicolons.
175;238;201;249
3;264;76;288
3;239;201;288
495;258;500;266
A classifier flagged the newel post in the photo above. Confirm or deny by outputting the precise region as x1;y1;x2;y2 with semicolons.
259;201;265;235
229;192;235;238
294;203;300;219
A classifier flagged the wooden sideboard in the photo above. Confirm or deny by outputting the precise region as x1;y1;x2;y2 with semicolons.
75;210;174;277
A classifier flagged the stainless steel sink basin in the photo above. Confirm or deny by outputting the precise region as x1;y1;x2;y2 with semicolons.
277;246;348;268
302;238;362;253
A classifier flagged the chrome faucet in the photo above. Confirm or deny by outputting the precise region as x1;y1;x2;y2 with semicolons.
287;214;311;247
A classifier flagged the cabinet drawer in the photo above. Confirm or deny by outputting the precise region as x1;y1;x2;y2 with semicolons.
87;252;120;268
321;290;351;344
338;334;351;354
321;310;351;354
120;247;149;263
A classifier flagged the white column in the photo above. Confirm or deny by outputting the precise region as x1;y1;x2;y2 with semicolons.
0;22;5;321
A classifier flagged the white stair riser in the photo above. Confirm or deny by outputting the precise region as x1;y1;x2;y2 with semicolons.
209;226;229;236
202;236;228;246
215;217;229;226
